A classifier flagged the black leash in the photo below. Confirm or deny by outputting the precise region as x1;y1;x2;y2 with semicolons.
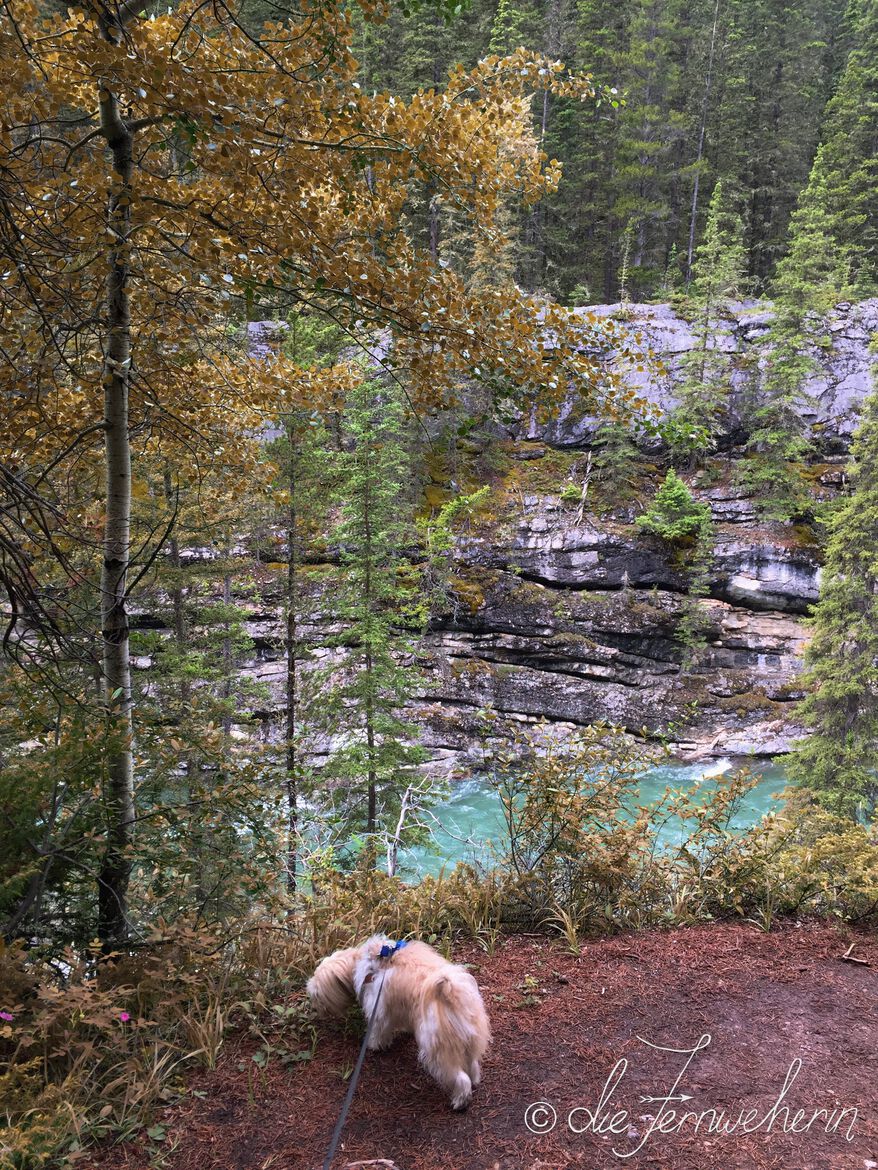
321;968;389;1170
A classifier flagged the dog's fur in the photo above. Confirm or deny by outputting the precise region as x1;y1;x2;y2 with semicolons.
307;935;490;1110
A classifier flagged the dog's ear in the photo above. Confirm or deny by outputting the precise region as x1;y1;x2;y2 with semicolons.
306;946;360;1017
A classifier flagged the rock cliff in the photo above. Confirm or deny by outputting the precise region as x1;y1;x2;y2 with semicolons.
406;299;877;765
166;302;878;770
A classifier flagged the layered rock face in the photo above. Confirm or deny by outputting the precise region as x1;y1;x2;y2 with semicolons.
538;299;878;448
181;302;878;768
412;299;877;764
417;507;812;764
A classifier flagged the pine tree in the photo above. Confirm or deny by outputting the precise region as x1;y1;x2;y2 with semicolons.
610;0;690;298
635;469;715;665
267;310;343;892
635;468;711;543
811;0;878;293
671;180;746;461
740;149;851;519
786;381;878;818
321;380;431;851
551;0;628;301
489;0;542;54
710;0;849;286
590;419;644;506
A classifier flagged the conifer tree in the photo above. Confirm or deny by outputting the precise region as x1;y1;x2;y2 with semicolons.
635;468;711;544
610;0;689;297
590;420;644;506
671;180;746;461
321;380;430;849
809;0;878;293
268;311;343;892
786;381;878;819
711;0;849;284
489;0;542;54
741;149;851;519
635;469;715;664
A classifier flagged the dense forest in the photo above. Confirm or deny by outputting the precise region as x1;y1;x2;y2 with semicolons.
347;0;875;304
1;0;878;1163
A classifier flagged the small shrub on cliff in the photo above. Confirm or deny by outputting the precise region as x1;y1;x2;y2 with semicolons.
635;470;715;665
635;469;711;544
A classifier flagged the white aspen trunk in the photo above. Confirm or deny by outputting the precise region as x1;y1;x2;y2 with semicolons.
386;786;413;878
97;78;135;946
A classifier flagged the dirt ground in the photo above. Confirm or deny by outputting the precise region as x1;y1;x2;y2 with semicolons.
85;920;877;1170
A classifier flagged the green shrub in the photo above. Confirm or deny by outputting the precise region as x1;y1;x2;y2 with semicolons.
635;468;711;544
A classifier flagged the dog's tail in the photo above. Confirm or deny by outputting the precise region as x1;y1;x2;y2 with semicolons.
432;975;484;1041
417;970;491;1109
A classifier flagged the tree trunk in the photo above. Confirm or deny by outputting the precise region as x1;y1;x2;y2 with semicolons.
363;465;376;836
97;80;135;947
386;785;412;877
365;656;377;835
284;418;298;894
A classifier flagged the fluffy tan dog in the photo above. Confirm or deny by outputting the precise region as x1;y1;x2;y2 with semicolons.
307;934;490;1110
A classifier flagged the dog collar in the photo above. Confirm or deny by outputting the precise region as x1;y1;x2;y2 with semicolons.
379;939;408;959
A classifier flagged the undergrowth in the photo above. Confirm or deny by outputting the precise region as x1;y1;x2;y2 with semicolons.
2;728;876;1168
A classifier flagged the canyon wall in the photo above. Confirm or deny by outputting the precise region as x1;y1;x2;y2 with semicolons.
150;301;878;771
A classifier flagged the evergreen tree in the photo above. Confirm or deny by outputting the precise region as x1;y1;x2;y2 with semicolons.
489;0;542;54
321;380;431;851
740;148;851;519
635;468;711;543
590;419;644;506
552;0;629;301
610;0;690;298
268;310;344;892
710;0;849;285
676;520;716;668
786;380;878;818
671;180;746;461
635;468;715;665
810;0;878;293
683;0;724;279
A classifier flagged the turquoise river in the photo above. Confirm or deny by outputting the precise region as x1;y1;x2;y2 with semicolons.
399;758;789;878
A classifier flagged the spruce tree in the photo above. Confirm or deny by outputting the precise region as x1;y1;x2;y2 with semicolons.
489;0;542;54
590;420;644;506
741;148;851;519
671;180;746;461
635;468;711;543
610;0;690;298
321;380;431;852
811;0;878;293
786;381;878;819
711;0;849;285
267;310;343;892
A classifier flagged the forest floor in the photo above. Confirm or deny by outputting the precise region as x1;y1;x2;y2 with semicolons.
83;920;877;1170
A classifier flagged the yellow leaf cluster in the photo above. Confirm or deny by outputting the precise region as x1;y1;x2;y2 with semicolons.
0;1;640;492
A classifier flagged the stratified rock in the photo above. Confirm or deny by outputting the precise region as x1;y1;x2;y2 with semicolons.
536;298;878;449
